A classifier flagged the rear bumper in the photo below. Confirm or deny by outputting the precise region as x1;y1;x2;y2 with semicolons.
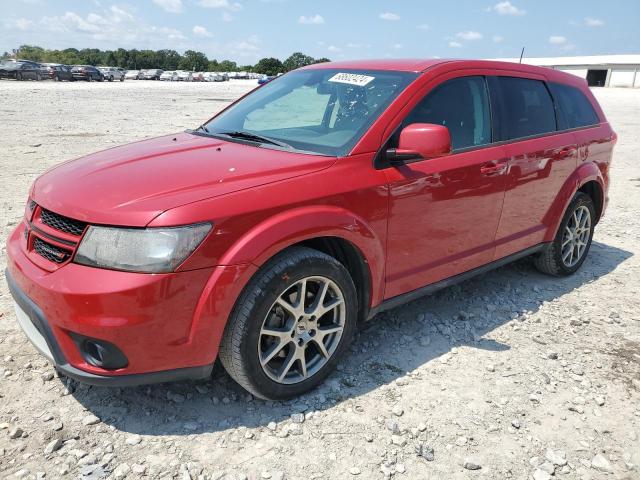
6;269;213;386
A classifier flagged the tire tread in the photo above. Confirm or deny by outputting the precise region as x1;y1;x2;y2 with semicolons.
218;246;352;399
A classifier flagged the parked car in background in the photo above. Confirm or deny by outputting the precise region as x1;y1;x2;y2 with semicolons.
124;70;142;80
143;69;164;80
176;70;192;82
160;71;178;81
258;75;275;85
98;67;125;82
0;60;46;80
41;64;75;82
71;65;103;82
203;72;220;82
192;72;205;82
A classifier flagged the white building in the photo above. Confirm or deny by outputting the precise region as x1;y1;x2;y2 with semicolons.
493;55;640;88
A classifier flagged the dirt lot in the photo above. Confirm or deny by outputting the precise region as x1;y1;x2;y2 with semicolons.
0;80;639;480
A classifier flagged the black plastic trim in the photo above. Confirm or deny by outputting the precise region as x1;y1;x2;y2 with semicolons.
5;269;214;387
367;243;545;319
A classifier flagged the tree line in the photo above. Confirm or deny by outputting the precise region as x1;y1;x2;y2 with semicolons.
1;45;330;75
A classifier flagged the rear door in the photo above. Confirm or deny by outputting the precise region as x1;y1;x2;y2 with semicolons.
383;75;508;298
489;75;578;259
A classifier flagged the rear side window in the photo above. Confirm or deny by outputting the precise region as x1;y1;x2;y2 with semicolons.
549;83;600;129
404;76;491;150
494;77;556;140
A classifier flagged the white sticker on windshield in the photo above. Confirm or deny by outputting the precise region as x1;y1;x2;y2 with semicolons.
328;72;375;86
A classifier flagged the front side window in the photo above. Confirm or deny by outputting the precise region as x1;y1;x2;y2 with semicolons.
403;76;492;151
549;83;600;130
202;69;417;156
495;76;556;140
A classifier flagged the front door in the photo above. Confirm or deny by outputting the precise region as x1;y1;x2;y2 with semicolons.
383;75;508;299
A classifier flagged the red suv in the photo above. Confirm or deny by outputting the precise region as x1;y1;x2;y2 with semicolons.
6;59;615;399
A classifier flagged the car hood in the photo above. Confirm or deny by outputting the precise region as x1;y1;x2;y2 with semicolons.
32;132;335;226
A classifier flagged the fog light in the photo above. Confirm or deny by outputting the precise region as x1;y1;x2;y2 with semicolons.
71;334;128;370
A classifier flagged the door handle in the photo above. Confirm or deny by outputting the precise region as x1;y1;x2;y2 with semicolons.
480;161;508;175
555;146;577;158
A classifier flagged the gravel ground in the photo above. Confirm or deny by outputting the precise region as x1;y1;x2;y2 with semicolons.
0;80;639;480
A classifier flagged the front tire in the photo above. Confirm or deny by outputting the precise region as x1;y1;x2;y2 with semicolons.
219;247;358;400
534;192;596;276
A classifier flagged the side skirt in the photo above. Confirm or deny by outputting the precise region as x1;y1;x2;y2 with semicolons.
367;243;546;320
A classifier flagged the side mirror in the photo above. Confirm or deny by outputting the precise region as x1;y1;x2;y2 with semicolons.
386;123;451;166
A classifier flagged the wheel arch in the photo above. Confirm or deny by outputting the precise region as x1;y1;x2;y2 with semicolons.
543;162;605;242
577;180;604;224
217;205;385;313
297;236;372;323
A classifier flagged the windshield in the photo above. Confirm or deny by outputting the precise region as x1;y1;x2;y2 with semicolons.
201;69;417;156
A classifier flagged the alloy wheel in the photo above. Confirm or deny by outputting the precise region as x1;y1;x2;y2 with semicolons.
561;205;591;267
258;276;345;385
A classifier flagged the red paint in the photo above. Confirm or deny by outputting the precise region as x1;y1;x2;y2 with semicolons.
6;59;614;379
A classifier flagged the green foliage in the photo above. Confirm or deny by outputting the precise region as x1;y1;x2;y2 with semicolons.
218;60;238;72
178;50;209;71
283;52;314;72
254;57;284;76
6;45;330;73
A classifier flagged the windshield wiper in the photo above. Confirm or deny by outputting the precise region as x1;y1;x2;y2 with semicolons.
217;130;292;149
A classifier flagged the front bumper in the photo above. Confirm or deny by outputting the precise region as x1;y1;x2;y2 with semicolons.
6;222;256;386
7;270;213;386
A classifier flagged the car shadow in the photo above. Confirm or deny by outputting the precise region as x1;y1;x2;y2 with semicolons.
68;240;632;436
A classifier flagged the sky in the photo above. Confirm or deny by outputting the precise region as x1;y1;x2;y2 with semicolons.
1;0;639;63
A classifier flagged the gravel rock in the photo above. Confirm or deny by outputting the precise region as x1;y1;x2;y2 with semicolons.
9;426;23;439
545;449;567;466
392;405;404;417
462;458;482;470
349;467;361;475
113;463;131;479
44;438;63;454
82;414;100;426
416;443;435;462
533;469;552;480
126;434;142;445
290;413;305;424
591;454;613;473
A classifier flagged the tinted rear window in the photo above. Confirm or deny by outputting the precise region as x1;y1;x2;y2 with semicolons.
495;77;556;140
549;83;600;129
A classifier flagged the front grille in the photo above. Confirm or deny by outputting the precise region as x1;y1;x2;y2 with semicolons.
40;208;87;236
33;237;70;264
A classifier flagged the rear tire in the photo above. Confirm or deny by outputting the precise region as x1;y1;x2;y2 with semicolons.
534;192;596;276
219;246;358;400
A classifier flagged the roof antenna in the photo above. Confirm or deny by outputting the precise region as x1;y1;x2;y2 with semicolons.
519;47;525;64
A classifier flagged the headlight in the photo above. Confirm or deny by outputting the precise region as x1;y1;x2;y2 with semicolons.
74;223;211;273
